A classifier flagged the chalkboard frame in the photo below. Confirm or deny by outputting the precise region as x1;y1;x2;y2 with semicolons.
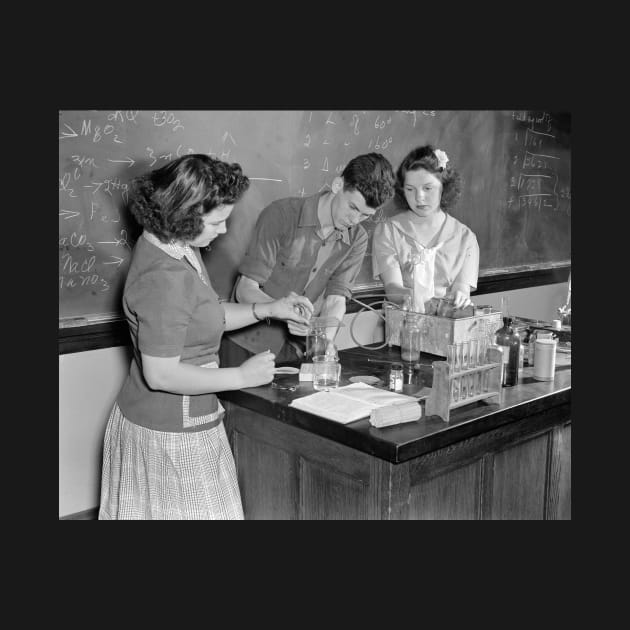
58;263;570;354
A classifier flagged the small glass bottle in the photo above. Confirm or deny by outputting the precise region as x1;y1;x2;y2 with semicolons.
400;313;422;363
495;316;520;387
389;362;403;392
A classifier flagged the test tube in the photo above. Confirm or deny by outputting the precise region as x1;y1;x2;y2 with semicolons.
478;337;487;365
461;340;469;370
488;333;496;391
447;345;457;402
482;348;490;391
479;341;487;391
455;342;462;373
469;338;478;397
478;338;486;393
460;341;468;398
452;374;460;403
473;339;481;368
447;344;456;370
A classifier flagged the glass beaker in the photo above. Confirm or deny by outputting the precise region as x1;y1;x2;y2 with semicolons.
312;356;341;391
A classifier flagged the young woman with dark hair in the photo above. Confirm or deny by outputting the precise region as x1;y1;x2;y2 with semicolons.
98;154;313;520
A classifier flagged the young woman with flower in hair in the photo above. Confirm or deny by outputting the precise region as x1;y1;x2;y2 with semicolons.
98;154;312;520
372;145;479;313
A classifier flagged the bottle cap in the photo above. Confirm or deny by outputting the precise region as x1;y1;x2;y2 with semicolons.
391;362;403;370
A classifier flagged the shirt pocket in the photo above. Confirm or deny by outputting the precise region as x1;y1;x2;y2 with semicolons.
182;361;225;429
277;250;309;270
183;398;225;429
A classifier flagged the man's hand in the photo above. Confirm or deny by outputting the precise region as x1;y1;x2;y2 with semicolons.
269;292;314;326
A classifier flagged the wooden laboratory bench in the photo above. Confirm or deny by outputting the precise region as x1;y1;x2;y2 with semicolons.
219;342;571;520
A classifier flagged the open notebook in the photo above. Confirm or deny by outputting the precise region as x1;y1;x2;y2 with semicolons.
289;382;421;425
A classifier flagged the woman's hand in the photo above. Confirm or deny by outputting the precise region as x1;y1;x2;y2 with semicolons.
448;284;473;309
269;292;314;327
239;350;276;387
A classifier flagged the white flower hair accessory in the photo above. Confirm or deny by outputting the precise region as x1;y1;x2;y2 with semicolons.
434;149;449;171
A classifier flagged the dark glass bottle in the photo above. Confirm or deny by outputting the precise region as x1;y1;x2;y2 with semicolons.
495;316;520;387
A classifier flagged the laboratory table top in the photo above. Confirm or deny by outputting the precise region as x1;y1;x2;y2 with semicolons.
218;342;571;464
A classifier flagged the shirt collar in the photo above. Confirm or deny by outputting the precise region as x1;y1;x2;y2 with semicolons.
143;230;208;285
299;192;351;245
322;227;351;245
298;192;325;228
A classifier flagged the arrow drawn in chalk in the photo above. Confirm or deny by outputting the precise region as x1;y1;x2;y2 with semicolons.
59;124;78;140
103;256;125;266
107;157;135;167
59;209;81;220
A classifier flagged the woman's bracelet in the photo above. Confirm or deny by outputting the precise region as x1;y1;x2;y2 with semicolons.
252;303;270;325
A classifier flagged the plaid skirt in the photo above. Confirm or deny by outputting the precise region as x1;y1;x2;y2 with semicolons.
98;400;244;520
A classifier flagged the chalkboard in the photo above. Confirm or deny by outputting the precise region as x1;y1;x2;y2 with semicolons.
59;110;571;325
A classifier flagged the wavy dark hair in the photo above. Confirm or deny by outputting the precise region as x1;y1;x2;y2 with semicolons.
129;154;250;243
395;145;462;212
341;152;395;209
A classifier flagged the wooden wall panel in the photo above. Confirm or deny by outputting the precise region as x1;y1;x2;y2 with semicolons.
232;431;298;520
300;459;368;520
409;461;482;520
546;422;571;520
487;434;549;520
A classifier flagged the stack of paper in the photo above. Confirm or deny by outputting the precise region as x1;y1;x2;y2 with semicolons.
289;382;421;425
369;402;422;427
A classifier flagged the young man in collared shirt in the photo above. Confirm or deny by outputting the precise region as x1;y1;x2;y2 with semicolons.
223;153;396;364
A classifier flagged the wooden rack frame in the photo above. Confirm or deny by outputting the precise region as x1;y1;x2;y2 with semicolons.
425;346;503;423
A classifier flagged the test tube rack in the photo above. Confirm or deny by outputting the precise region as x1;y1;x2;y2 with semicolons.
425;345;503;423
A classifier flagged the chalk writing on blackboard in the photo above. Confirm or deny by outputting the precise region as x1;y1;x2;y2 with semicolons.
59;110;570;325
